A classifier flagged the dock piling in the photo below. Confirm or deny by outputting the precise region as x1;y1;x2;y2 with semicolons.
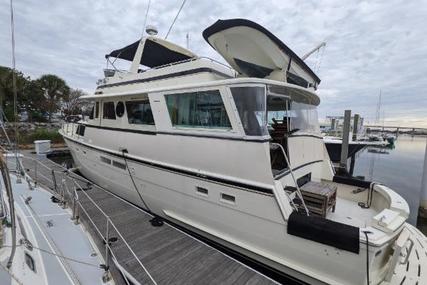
353;114;360;141
420;141;427;217
340;110;351;170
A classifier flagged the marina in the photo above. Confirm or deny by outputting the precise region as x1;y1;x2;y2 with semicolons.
1;1;427;284
15;150;280;285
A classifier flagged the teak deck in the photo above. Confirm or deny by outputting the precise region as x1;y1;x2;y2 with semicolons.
21;150;278;285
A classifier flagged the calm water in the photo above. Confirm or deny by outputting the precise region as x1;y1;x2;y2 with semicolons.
351;135;427;225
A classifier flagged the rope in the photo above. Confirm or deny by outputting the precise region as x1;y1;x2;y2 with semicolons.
165;0;187;39
121;150;151;212
2;243;101;268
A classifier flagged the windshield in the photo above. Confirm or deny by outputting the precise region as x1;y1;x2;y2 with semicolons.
231;86;268;136
231;85;320;137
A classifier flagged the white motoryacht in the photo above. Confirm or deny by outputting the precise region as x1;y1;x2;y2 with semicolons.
60;19;427;285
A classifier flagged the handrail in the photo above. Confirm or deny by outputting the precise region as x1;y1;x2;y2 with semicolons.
13;154;157;285
270;143;310;215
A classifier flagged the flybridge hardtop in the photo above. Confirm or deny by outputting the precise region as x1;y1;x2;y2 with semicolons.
203;18;321;88
106;37;197;68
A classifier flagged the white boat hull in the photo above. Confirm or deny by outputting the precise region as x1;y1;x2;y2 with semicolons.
65;135;382;285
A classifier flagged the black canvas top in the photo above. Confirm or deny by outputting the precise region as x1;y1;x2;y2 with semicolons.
203;19;320;84
106;38;195;68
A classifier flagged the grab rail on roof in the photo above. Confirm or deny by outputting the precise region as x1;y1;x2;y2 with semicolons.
103;56;237;77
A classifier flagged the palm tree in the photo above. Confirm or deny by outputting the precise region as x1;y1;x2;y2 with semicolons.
36;74;70;122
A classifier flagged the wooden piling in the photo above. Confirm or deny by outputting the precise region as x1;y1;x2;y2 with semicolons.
340;110;351;169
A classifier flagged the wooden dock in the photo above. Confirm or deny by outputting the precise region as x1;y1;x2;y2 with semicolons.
20;150;279;285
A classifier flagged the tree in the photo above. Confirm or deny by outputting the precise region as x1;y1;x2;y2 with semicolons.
35;74;70;122
63;88;85;115
0;66;31;121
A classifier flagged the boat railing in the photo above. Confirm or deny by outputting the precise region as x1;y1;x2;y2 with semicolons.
270;142;310;215
17;155;157;285
102;56;237;78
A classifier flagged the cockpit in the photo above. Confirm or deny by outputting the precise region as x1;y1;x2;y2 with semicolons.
230;84;321;175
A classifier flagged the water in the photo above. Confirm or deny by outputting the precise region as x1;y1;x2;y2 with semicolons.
351;135;427;225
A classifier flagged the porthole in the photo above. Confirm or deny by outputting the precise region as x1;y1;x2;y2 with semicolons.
116;101;125;117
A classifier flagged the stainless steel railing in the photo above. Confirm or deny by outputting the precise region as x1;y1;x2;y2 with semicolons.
7;154;157;285
270;143;310;215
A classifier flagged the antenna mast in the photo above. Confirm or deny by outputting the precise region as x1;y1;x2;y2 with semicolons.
165;0;187;39
142;0;151;37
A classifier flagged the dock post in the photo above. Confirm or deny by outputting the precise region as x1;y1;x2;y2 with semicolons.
353;114;360;141
340;110;351;170
419;141;427;218
331;118;336;130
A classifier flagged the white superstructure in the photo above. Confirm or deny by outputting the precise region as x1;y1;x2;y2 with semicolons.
60;19;427;285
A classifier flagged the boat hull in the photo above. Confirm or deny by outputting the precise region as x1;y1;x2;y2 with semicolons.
324;142;367;162
63;135;381;285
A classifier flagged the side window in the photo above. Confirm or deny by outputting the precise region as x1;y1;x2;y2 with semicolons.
25;253;36;272
165;90;231;129
95;102;99;118
103;102;116;120
116;102;125;117
125;100;154;125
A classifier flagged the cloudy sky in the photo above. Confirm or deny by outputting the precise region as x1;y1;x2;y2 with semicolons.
1;0;426;127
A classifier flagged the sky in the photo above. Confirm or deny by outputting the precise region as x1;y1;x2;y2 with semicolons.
1;0;426;127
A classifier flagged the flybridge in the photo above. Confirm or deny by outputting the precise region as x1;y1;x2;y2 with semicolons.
104;19;321;90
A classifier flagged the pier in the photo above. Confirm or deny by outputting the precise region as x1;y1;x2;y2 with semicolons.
18;150;280;285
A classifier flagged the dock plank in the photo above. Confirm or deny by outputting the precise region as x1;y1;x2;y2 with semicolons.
20;151;279;285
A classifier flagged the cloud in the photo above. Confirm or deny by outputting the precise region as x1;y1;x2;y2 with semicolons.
0;0;426;127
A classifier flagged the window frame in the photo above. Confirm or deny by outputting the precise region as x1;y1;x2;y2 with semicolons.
102;101;116;120
125;99;155;125
163;88;233;132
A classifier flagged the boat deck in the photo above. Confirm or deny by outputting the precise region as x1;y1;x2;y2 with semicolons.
19;150;279;285
0;173;109;285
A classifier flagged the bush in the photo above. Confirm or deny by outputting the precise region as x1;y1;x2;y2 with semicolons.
20;128;64;144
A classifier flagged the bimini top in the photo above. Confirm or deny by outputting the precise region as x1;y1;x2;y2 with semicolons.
106;37;197;68
203;19;321;88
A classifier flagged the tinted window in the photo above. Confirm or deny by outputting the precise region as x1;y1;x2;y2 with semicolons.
103;102;116;119
165;90;231;129
95;102;99;118
116;102;125;117
125;100;154;125
89;106;94;119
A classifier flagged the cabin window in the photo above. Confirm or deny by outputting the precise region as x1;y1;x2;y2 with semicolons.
76;124;85;136
125;100;154;125
165;90;231;129
231;86;268;136
100;156;111;164
89;106;94;120
112;160;126;170
116;101;125;117
290;102;320;133
25;253;36;272
95;102;99;118
103;102;116;120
